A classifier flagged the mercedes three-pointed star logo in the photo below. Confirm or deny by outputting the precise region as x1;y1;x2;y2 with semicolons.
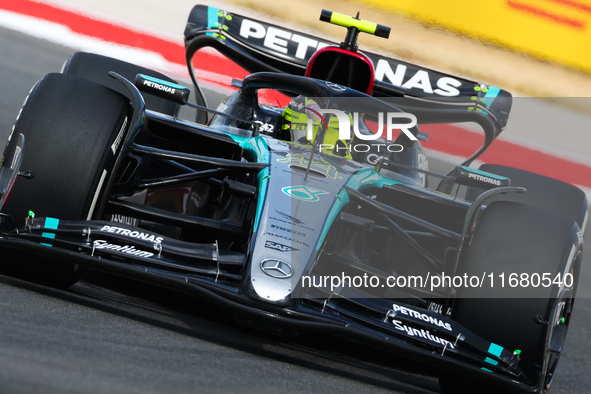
260;259;293;279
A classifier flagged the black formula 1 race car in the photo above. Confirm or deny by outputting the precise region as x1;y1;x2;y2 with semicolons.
0;5;587;393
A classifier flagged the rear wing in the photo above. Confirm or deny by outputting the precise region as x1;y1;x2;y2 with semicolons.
184;4;512;130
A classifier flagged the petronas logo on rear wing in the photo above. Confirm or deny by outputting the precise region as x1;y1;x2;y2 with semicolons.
184;5;512;127
232;15;466;97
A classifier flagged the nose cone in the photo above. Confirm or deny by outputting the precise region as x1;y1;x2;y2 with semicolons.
248;148;352;302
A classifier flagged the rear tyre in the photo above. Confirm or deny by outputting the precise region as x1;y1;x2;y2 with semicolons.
62;52;179;116
440;201;581;393
0;73;129;288
465;164;588;230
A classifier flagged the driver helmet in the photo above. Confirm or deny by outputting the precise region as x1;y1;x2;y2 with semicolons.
279;96;352;158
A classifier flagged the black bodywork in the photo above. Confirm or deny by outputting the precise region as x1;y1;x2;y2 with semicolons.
0;5;583;393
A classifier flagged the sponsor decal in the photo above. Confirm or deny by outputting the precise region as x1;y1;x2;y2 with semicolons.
275;209;304;225
391;319;455;349
375;60;461;97
427;302;443;315
263;232;309;247
270;224;306;237
109;214;138;227
281;186;329;202
326;82;346;91
467;172;501;186
270;216;307;228
237;19;463;97
143;79;175;94
271;211;315;232
93;240;154;258
260;259;293;279
239;19;330;59
389;304;452;331
264;240;298;252
100;225;163;244
111;116;128;155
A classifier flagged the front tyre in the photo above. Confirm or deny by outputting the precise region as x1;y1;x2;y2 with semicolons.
440;201;582;393
465;164;588;230
0;73;129;288
62;52;179;116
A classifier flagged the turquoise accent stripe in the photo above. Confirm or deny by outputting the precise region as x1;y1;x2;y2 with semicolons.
488;343;503;357
345;167;400;190
225;133;245;144
224;135;270;232
254;168;270;232
481;367;493;373
460;166;508;181
140;75;189;91
484;357;499;366
44;217;59;229
41;217;58;246
207;7;220;28
482;86;501;107
244;136;270;163
243;136;270;232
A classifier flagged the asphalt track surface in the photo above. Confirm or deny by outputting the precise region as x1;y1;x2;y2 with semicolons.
0;26;590;394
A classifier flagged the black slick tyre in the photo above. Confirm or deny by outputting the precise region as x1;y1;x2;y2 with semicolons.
62;51;179;116
440;201;581;394
465;164;588;230
0;73;129;288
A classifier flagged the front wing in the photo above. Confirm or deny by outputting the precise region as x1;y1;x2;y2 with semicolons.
0;215;541;393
